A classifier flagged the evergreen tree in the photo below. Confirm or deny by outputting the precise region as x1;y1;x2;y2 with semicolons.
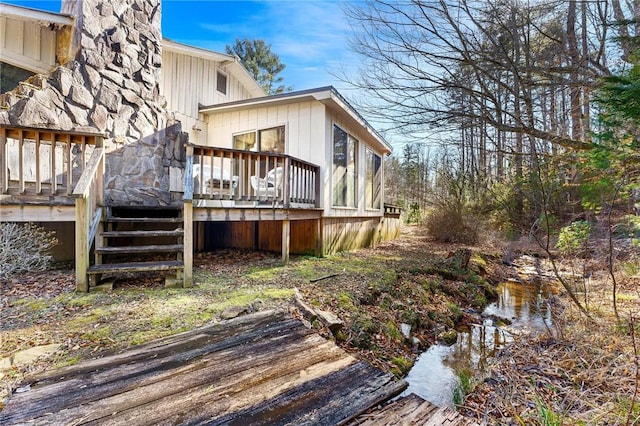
225;38;291;95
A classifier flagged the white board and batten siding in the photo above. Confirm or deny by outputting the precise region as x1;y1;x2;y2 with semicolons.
0;15;57;74
205;98;386;218
206;101;326;161
160;49;257;145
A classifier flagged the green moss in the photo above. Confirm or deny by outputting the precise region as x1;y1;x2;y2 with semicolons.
446;302;463;322
337;292;357;311
390;356;414;376
385;321;403;342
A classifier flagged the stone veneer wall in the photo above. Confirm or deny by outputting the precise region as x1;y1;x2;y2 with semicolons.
0;0;186;206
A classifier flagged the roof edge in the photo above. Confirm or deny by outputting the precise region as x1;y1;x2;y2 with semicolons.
200;86;392;154
0;2;74;27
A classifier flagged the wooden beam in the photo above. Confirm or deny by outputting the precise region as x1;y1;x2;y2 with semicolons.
75;196;89;293
0;127;7;193
315;217;323;257
0;204;75;221
282;219;290;264
35;132;41;194
192;207;322;222
183;201;193;287
18;130;24;194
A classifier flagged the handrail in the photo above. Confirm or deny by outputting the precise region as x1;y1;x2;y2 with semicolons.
0;126;100;197
72;147;105;198
73;145;105;293
187;144;320;208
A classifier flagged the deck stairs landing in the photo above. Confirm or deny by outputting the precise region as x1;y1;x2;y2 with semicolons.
87;206;185;289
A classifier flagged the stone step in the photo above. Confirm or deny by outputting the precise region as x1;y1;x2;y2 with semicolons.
101;229;184;238
87;260;184;275
95;244;183;254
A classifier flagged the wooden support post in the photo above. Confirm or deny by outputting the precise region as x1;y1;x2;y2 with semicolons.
315;217;323;257
282;219;290;264
18;130;24;194
0;127;7;193
183;145;194;288
183;201;193;287
75;196;89;293
35;132;41;194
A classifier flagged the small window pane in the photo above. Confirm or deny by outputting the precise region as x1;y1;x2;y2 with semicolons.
217;72;227;95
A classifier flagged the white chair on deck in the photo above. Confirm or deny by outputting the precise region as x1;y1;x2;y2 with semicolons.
250;167;283;199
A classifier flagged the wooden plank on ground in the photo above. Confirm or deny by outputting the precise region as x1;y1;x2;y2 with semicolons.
351;393;480;426
0;310;407;426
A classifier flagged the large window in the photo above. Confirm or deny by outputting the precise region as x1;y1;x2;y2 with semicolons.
233;126;285;153
366;148;382;209
332;124;357;207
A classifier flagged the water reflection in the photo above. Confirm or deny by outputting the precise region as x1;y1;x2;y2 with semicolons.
403;280;553;407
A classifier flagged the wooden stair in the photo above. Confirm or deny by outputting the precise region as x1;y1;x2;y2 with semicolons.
87;206;185;289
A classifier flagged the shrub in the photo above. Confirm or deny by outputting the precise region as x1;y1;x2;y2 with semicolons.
555;221;591;256
0;223;58;279
425;207;478;244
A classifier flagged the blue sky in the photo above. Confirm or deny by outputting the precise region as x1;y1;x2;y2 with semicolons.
1;0;357;91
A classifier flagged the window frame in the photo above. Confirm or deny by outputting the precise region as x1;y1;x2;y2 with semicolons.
216;71;228;95
365;148;382;210
332;124;358;208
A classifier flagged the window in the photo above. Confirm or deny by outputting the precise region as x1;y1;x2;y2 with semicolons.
233;131;257;151
233;126;285;153
259;126;285;153
332;124;357;207
366;148;382;209
216;71;227;95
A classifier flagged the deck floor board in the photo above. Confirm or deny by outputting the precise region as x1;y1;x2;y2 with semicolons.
0;310;478;425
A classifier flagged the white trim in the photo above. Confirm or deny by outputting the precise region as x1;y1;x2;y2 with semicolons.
1;50;52;74
0;3;73;27
200;87;392;154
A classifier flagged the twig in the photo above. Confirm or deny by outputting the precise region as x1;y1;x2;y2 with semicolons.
309;269;344;283
626;313;639;426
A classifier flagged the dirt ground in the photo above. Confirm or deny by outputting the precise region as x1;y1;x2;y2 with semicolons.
1;225;639;425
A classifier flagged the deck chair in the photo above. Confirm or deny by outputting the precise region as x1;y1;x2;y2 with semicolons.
250;166;283;199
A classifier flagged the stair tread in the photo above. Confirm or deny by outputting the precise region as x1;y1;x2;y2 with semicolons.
106;217;183;223
102;230;184;237
88;260;184;274
96;244;184;254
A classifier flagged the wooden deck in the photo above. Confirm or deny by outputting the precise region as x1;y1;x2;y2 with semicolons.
0;310;478;426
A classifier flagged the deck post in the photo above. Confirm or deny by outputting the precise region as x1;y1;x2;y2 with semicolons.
75;196;89;293
282;219;290;264
315;217;323;257
183;145;194;287
183;201;193;287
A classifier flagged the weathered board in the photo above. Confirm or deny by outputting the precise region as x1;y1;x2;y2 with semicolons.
350;393;481;426
0;310;407;426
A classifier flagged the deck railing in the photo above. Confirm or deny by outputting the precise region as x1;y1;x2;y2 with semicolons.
0;127;100;198
186;144;321;208
72;140;104;293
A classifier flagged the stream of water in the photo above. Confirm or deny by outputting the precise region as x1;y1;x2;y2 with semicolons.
402;280;553;407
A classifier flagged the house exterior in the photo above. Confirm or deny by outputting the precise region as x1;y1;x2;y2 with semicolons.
0;0;401;291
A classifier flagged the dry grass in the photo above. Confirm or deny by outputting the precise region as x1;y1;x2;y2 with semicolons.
462;258;640;425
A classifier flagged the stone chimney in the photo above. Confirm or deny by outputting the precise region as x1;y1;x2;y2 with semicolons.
0;0;187;206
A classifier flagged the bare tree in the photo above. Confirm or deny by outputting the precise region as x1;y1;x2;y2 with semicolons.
342;0;630;154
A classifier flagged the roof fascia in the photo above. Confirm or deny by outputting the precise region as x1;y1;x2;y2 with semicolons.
201;86;392;154
0;3;73;27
